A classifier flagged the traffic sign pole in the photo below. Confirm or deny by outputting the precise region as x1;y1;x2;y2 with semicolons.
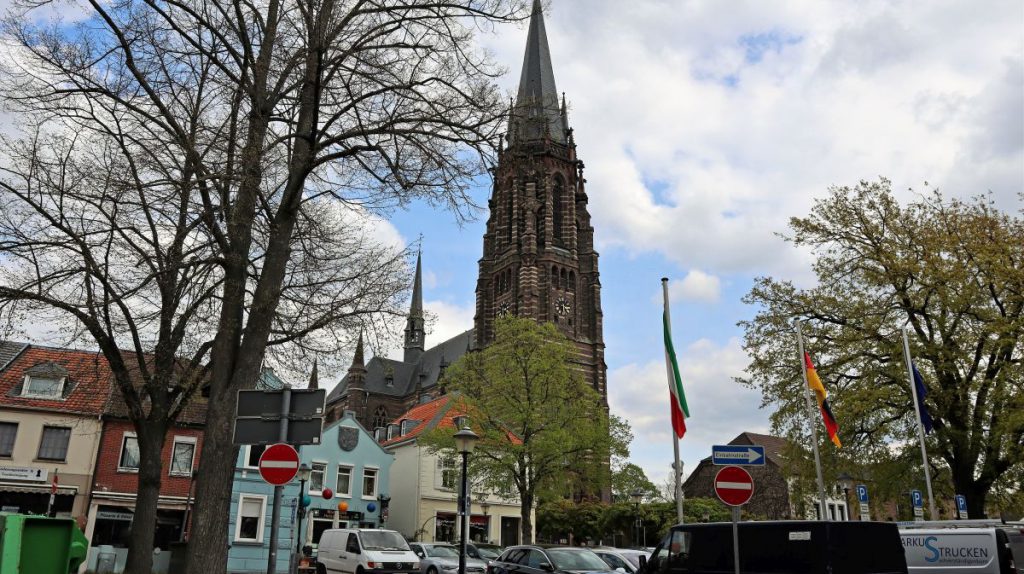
267;388;291;574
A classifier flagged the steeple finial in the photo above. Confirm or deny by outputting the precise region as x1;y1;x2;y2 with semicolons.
511;0;565;144
308;358;319;390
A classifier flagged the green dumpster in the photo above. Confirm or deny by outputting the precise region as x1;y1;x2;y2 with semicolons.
0;513;88;574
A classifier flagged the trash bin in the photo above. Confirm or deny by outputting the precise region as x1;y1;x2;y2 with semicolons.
95;545;117;574
0;512;88;574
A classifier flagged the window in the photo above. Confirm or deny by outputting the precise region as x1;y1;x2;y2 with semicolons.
0;422;17;457
37;426;71;461
235;494;266;542
245;444;266;468
362;467;378;498
372;407;388;430
170;437;196;476
336;465;353;496
553;175;564;243
309;462;327;493
400;419;418;436
22;375;64;399
438;454;457;490
118;434;140;470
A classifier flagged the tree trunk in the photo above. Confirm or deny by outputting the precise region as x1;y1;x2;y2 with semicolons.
125;426;168;574
520;491;534;545
183;381;242;574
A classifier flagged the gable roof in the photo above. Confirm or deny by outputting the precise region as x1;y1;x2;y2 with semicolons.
380;395;456;448
326;329;473;404
0;344;114;416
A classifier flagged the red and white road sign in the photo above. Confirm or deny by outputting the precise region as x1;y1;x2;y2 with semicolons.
259;443;300;486
714;465;754;506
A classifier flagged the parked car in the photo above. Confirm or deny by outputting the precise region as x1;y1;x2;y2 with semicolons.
409;543;489;574
899;525;1018;574
318;528;421;574
593;549;650;573
489;545;617;574
642;520;908;574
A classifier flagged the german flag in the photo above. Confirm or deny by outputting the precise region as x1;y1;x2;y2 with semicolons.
804;353;841;447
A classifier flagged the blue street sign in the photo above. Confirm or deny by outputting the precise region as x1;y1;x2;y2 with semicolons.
911;490;924;508
956;495;967;512
712;445;766;466
856;484;869;503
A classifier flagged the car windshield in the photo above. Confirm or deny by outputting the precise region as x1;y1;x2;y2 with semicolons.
547;549;610;571
360;531;410;551
427;546;460;558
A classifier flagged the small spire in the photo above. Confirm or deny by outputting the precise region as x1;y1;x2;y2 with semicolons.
411;250;423;318
352;331;365;370
308;358;319;390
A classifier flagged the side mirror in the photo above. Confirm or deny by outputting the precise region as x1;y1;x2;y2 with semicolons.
539;563;555;572
638;556;648;572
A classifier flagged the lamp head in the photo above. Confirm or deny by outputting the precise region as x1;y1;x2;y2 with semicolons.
631;489;645;504
453;427;479;454
837;472;854;491
297;462;312;481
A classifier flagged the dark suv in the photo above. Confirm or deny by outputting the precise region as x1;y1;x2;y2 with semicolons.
642;521;908;574
489;545;617;574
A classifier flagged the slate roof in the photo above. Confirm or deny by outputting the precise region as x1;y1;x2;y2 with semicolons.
326;329;474;405
0;344;114;416
0;341;28;371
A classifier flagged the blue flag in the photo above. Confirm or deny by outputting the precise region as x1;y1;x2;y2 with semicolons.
912;363;934;434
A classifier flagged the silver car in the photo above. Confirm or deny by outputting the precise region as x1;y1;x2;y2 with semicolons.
409;543;488;574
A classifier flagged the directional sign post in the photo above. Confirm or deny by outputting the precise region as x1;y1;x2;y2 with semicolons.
911;490;924;522
712;445;766;466
715;466;753;574
955;495;968;520
856;484;870;521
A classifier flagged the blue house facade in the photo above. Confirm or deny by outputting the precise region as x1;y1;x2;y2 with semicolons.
301;411;395;548
226;409;393;573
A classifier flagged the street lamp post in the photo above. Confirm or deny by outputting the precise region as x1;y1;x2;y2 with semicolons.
837;473;854;522
378;493;391;527
295;463;312;573
631;489;644;547
454;427;479;574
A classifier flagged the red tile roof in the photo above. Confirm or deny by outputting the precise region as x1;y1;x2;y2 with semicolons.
380;395;455;447
0;345;114;416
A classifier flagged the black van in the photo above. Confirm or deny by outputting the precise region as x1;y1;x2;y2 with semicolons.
642;520;908;574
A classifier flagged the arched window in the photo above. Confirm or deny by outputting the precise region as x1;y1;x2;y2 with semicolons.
560;268;568;288
372;406;389;430
506;186;514;244
553;175;565;244
552;266;559;289
569;271;576;292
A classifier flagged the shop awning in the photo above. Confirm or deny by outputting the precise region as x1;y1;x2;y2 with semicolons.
0;482;77;496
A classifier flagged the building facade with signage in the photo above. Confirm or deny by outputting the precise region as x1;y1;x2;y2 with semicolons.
0;342;108;521
226;411;393;573
382;396;530;547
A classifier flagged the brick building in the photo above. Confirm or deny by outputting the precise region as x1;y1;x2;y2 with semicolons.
325;0;607;434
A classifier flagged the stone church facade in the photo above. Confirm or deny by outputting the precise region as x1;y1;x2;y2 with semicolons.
326;0;607;431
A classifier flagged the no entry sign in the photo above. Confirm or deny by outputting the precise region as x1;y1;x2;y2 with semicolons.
714;465;754;507
259;443;300;486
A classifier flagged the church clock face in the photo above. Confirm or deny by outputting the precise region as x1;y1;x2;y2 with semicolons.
498;301;513;316
556;297;571;316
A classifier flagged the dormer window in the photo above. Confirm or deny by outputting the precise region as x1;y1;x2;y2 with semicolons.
20;362;69;399
400;419;419;436
385;367;395;387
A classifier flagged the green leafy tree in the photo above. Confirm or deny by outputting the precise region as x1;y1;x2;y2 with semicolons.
421;316;630;543
740;179;1023;517
612;463;660;502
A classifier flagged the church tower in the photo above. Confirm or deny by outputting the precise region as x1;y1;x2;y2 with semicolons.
404;252;426;363
474;0;607;402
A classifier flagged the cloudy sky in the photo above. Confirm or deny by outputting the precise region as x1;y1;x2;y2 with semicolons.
382;0;1023;488
2;0;1021;489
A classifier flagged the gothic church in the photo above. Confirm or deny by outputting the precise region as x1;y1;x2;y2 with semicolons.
325;0;606;431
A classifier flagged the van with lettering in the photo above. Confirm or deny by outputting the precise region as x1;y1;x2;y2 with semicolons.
899;527;1017;574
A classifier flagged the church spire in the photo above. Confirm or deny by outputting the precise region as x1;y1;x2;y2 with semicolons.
404;251;426;363
308;358;319;390
512;0;566;144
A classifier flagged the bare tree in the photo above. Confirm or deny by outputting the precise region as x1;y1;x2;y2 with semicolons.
1;0;528;572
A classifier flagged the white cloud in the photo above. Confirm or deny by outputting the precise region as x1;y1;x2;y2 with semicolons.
381;299;475;361
665;270;722;303
608;337;770;485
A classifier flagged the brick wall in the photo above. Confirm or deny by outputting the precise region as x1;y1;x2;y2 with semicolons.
92;419;203;497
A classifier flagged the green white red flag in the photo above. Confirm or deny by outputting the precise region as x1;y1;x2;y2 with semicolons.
663;312;690;438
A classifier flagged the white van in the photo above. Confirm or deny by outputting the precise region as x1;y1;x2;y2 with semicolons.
899;527;1017;574
318;528;421;574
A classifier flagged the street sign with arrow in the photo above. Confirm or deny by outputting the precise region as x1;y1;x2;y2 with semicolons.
712;445;766;466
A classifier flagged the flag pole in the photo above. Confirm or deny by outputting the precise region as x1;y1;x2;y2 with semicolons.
902;326;938;520
661;278;684;524
795;321;829;520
